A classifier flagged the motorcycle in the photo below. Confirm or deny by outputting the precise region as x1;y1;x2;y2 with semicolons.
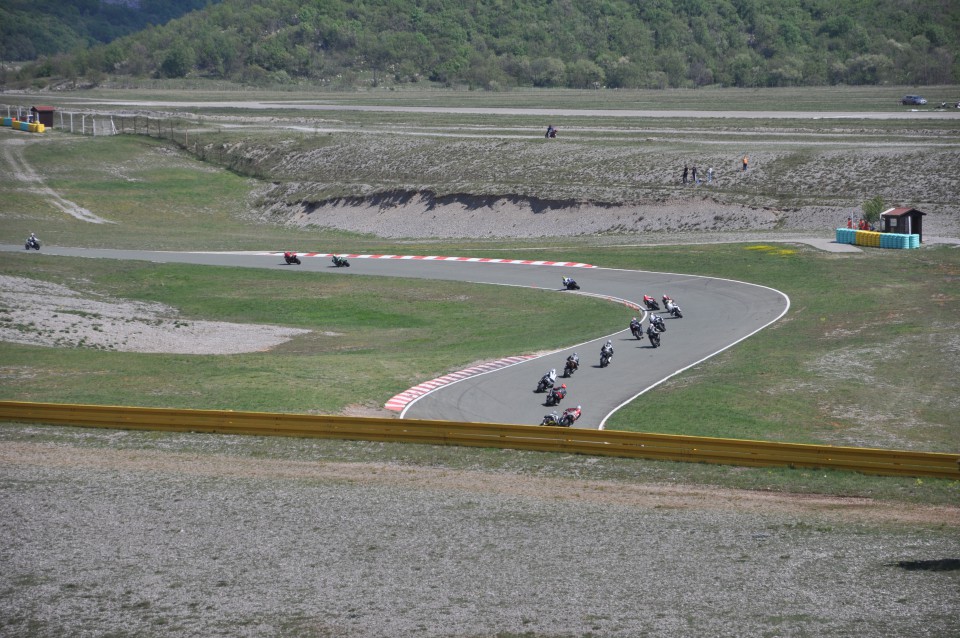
25;236;41;251
331;255;350;267
666;301;683;319
562;277;580;290
545;384;567;407
541;411;562;426
650;314;666;332
563;356;579;378
536;369;557;393
643;295;660;311
647;325;661;348
600;346;613;368
559;405;582;427
630;319;644;340
283;251;301;265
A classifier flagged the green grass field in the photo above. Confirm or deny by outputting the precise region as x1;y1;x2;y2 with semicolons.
1;98;958;503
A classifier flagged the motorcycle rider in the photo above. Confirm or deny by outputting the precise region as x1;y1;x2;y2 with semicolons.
630;316;642;337
548;383;567;404
563;404;582;425
642;294;658;310
562;276;577;289
25;232;40;249
564;353;579;376
600;339;614;363
650;313;666;332
646;322;660;344
538;368;557;391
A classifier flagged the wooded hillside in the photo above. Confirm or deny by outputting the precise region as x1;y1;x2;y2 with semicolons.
8;0;959;89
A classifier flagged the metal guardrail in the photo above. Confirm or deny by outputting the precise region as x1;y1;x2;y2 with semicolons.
1;401;957;479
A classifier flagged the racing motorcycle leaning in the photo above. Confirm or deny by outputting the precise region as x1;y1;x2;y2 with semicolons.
600;340;614;368
24;234;40;250
559;405;582;427
630;317;643;340
536;368;557;393
545;383;567;407
650;313;666;332
331;255;350;267
642;295;660;311
283;251;301;265
646;323;661;348
563;353;580;377
541;404;581;427
666;300;683;318
562;276;580;290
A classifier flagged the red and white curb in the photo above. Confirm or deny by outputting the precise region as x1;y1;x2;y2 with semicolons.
264;252;596;268
385;355;537;412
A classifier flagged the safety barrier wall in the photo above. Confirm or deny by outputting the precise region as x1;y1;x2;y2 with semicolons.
1;118;44;133
835;228;917;249
2;401;958;479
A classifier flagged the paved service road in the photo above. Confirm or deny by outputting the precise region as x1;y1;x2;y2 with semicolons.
4;245;789;429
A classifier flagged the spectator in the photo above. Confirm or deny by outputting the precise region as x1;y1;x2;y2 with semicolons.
691;165;698;184
707;167;713;184
742;155;749;171
847;217;853;229
682;165;689;184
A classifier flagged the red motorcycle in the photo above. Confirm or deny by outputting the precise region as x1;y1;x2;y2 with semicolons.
284;251;301;265
559;405;582;427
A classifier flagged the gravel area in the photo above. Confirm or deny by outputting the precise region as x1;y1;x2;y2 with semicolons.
2;428;958;638
0;275;308;354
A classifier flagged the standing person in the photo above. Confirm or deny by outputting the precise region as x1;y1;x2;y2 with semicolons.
682;165;689;184
847;217;853;229
707;167;713;184
691;165;698;184
742;155;749;171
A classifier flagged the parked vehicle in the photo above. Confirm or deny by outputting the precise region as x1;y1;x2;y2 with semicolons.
902;95;927;105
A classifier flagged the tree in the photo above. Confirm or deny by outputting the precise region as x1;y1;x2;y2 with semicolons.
862;196;885;225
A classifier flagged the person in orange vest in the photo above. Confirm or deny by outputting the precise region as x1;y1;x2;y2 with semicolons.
847;217;853;228
742;155;749;171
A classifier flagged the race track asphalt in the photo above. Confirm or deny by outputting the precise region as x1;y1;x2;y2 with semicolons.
3;245;789;429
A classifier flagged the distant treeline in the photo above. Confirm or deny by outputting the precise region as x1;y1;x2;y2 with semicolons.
6;0;959;89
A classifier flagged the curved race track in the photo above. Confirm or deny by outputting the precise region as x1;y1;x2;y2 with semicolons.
4;245;789;428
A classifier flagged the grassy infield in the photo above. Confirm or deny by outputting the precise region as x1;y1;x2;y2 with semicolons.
1;88;958;504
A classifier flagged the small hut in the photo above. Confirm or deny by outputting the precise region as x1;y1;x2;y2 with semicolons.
881;207;926;243
30;105;56;128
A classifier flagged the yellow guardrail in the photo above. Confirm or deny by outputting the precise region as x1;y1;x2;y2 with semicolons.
1;401;957;479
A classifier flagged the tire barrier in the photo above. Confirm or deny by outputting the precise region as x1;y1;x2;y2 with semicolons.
835;228;918;249
2;117;45;133
1;401;957;479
